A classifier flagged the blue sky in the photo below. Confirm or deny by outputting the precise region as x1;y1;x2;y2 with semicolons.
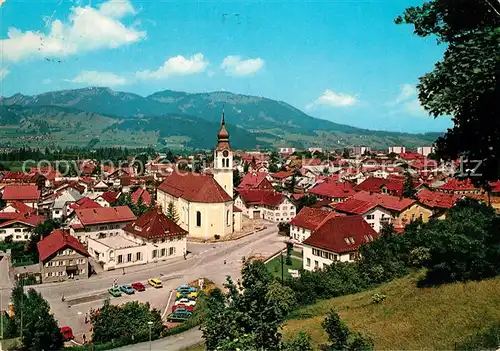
0;0;452;133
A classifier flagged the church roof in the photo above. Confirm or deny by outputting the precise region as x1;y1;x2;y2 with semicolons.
158;172;232;203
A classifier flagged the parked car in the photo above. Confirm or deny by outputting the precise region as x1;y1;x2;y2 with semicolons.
108;287;122;297
131;282;146;291
119;285;135;295
174;298;196;306
60;326;74;341
172;304;195;312
171;307;193;318
148;278;162;288
176;290;198;298
177;285;196;293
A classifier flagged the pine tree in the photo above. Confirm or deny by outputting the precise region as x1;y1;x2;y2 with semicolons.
167;201;179;223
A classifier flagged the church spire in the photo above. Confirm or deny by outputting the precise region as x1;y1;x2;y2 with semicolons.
216;107;230;150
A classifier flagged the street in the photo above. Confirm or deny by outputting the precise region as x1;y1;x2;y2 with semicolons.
6;223;284;344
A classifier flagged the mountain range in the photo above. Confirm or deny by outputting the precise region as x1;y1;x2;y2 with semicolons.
0;87;440;150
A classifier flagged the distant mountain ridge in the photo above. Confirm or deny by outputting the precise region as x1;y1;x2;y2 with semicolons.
0;87;441;149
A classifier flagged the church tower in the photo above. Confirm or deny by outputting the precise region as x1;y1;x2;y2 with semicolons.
213;109;233;199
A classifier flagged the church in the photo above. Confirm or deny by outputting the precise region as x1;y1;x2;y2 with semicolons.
157;112;242;239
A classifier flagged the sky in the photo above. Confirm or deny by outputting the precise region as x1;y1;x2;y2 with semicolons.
0;0;453;133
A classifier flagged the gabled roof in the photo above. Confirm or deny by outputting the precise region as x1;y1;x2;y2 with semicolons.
489;180;500;193
238;189;288;207
354;177;404;196
271;171;295;180
237;172;272;190
131;188;152;206
75;206;136;225
158;172;232;203
303;216;378;253
69;197;102;210
37;229;89;262
0;213;45;228
2;200;36;214
416;189;461;209
334;198;377;215
309;181;355;199
352;191;415;212
124;207;187;239
99;191;119;204
438;178;478;192
2;185;41;201
290;207;343;231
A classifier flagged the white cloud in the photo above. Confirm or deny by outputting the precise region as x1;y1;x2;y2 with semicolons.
388;83;428;117
136;53;209;80
0;0;145;62
0;66;10;81
220;55;264;76
306;89;358;109
69;70;128;86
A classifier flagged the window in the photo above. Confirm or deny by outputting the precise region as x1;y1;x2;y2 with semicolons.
118;255;123;264
80;269;85;274
169;247;175;256
366;214;375;220
161;248;166;256
227;210;230;226
323;263;329;269
127;253;132;262
196;211;201;227
306;258;311;266
370;223;375;228
152;250;158;258
314;260;319;268
14;229;21;233
136;252;142;261
349;252;358;261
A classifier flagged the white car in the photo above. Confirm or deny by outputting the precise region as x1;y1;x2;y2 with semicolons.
174;298;196;306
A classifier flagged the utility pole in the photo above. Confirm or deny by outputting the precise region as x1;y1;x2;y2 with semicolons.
147;321;153;351
280;251;284;284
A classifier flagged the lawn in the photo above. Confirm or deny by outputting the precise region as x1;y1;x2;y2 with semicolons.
265;254;302;280
282;271;500;350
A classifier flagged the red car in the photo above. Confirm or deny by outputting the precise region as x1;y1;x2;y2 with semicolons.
60;326;74;341
172;304;195;312
131;282;146;292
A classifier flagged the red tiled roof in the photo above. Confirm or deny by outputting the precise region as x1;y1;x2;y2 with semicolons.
438;178;478;192
158;172;232;203
99;191;119;204
416;189;461;209
75;206;136;226
352;191;415;212
237;172;272;191
400;152;425;161
69;197;102;210
233;205;242;213
334;198;377;215
303;216;378;253
5;200;36;214
238;189;289;207
0;171;39;181
354;177;404;196
0;213;45;228
410;159;438;170
309;181;355;199
490;180;500;193
2;185;41;201
124;207;187;239
292;193;305;200
131;188;152;206
37;229;89;262
310;199;334;209
271;171;295;180
290;207;342;231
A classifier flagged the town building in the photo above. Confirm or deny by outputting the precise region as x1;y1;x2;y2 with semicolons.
302;216;378;271
333;198;392;232
388;146;406;154
1;184;41;209
236;172;274;192
354;176;404;196
289;207;344;243
437;178;481;195
87;207;188;271
68;206;136;243
278;147;296;154
37;229;90;283
351;146;371;156
308;181;355;203
234;190;296;222
417;146;435;157
0;213;45;241
416;188;461;219
0;201;36;223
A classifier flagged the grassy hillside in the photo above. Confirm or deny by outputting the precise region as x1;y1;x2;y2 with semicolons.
281;272;500;350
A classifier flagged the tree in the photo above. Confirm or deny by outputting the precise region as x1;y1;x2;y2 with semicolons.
281;331;313;351
233;169;241;187
296;194;318;212
285;242;293;266
269;163;279;173
402;171;416;199
166;201;179;223
396;0;500;182
322;310;373;351
11;285;63;351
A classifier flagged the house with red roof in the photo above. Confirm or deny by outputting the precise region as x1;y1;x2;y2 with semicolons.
354;176;404;196
68;206;136;243
87;207;187;271
37;229;89;283
352;191;433;230
0;201;36;223
0;213;44;241
416;189;461;219
236;172;274;192
437;178;481;195
308;181;355;203
1;184;41;209
0;171;46;191
234;189;296;222
95;191;120;207
69;197;102;210
289;207;345;243
131;187;152;206
302;216;379;271
334;198;392;232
